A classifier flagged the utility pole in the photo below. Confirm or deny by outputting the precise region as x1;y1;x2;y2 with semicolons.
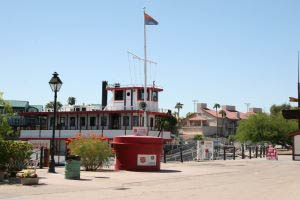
245;103;250;112
192;100;198;113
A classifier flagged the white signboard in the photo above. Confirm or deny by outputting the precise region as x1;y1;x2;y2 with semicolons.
197;140;214;160
132;127;148;136
137;154;157;166
28;140;50;149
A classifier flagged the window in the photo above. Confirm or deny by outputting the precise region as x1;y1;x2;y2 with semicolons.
82;107;86;111
123;116;129;126
152;91;158;101
90;117;96;126
101;116;107;126
75;107;80;111
70;117;75;127
132;116;139;126
80;117;85;127
115;90;124;101
150;117;154;127
50;117;54;127
60;117;65;126
137;89;150;100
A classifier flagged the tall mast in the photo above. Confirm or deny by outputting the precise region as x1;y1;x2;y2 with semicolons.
143;7;148;131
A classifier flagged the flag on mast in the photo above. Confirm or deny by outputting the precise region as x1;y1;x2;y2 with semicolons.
144;13;158;25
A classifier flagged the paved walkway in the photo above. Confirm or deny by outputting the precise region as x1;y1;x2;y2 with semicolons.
1;155;300;200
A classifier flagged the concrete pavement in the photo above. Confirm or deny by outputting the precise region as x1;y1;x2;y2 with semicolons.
1;155;300;200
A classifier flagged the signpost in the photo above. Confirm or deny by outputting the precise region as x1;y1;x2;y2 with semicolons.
266;145;277;160
196;140;214;160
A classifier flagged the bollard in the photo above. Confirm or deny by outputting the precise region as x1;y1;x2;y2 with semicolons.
39;147;44;169
255;146;258;158
180;143;183;163
233;147;236;160
163;146;167;163
242;145;245;159
260;146;262;158
223;146;226;160
44;148;49;167
249;147;252;159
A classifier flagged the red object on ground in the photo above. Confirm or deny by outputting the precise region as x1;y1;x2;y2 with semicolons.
112;135;164;171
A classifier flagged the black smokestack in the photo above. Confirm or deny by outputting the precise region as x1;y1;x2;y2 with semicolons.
101;81;108;110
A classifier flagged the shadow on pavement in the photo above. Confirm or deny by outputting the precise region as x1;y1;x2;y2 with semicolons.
95;176;110;179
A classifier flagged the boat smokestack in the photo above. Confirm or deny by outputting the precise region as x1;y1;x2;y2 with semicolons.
101;81;108;110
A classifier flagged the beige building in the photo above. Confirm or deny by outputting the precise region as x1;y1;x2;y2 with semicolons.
180;103;262;138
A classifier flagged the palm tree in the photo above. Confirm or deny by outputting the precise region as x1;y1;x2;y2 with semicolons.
67;97;76;105
219;110;227;137
213;103;220;137
175;102;183;120
45;101;63;111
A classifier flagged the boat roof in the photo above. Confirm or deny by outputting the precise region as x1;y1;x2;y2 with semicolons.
106;84;163;92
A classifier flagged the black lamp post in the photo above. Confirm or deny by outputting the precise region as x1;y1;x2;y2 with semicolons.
48;72;63;173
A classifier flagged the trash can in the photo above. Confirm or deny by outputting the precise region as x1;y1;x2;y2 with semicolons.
65;155;80;180
112;135;164;171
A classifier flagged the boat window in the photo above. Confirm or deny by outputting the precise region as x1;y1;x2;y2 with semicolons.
150;117;154;127
137;89;150;100
60;117;65;126
80;117;85;127
90;117;96;126
152;91;158;101
50;117;54;127
70;117;76;127
133;116;139;126
115;90;124;101
101;116;107;126
123;116;129;126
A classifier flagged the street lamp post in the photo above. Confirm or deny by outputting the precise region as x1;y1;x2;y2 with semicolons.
48;72;63;173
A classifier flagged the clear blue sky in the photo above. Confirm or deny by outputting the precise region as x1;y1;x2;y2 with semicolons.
1;0;300;115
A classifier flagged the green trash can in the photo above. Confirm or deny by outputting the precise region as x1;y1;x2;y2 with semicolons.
65;155;81;180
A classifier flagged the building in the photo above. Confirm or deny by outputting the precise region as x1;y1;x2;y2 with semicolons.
180;103;262;138
0;100;43;114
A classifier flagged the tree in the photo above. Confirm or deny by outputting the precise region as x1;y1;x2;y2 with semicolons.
234;113;296;147
270;103;292;116
175;102;183;119
0;92;13;139
67;97;76;105
45;101;63;110
213;103;220;137
186;112;194;118
219;110;227;137
155;115;178;136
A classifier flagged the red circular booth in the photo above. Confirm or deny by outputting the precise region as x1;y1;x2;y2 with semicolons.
112;135;164;171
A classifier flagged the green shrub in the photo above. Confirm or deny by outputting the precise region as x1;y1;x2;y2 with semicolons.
194;134;203;141
67;133;114;171
0;139;9;171
6;141;33;174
